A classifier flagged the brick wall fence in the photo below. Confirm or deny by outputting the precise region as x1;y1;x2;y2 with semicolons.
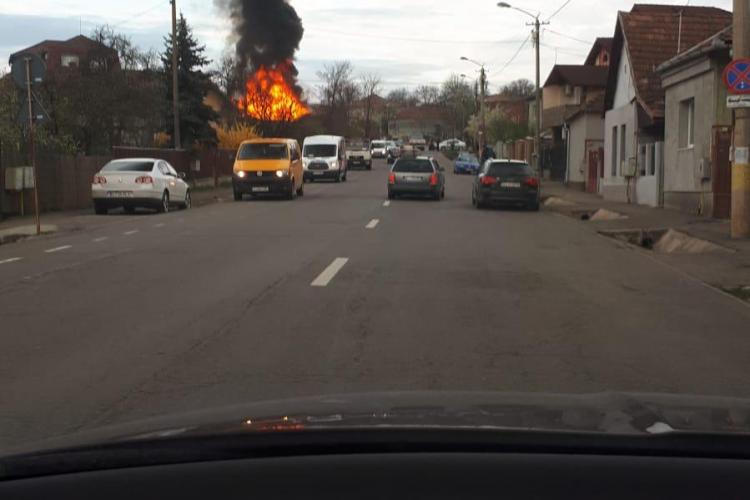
1;147;237;216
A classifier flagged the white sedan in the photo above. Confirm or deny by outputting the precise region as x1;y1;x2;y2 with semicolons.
439;139;467;151
91;158;191;215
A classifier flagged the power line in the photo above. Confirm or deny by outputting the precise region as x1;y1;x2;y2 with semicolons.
489;33;531;76
306;28;526;45
543;28;592;45
546;0;573;21
539;43;587;58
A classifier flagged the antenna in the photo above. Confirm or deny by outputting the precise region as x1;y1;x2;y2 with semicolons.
677;9;684;53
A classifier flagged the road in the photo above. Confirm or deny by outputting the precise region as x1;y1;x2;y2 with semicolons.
1;155;750;449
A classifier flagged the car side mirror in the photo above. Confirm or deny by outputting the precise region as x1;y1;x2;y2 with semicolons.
178;172;186;179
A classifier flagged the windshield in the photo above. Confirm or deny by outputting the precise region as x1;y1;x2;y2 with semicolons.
3;0;748;457
304;144;337;158
238;143;289;160
101;161;155;172
486;162;534;177
393;159;434;173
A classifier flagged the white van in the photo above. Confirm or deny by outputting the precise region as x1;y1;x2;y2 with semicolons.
302;135;347;182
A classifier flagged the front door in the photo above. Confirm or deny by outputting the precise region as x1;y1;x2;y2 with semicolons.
712;126;732;219
586;148;601;193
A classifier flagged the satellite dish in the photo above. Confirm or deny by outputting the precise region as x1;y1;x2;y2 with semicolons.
10;52;46;90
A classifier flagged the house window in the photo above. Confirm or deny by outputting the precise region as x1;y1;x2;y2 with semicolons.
61;54;79;67
611;126;618;176
679;98;695;148
620;125;627;173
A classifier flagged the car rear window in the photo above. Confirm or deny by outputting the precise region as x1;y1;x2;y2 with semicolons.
101;161;154;173
487;162;533;177
393;159;434;173
304;144;337;158
238;143;289;160
458;154;477;162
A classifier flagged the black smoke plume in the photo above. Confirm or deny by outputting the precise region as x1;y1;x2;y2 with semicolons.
218;0;304;75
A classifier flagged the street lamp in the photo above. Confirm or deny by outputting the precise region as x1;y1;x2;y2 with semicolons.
460;57;487;158
498;1;547;177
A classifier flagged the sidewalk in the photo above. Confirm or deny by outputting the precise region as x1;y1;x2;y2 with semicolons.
0;185;232;246
542;182;750;299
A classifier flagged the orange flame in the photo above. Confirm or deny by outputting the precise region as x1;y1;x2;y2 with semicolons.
237;63;310;122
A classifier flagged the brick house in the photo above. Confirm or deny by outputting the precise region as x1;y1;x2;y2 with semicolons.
601;4;731;205
9;35;120;73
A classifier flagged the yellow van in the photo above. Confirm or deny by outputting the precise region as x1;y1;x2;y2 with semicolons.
232;138;304;201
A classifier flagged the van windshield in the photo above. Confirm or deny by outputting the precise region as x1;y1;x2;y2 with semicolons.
304;145;337;158
238;143;289;160
371;141;386;149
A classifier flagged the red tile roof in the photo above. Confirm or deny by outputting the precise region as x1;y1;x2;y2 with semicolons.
606;4;732;119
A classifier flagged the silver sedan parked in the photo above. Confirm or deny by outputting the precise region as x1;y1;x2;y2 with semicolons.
387;157;446;201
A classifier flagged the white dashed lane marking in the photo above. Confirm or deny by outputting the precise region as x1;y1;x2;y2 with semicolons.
365;219;380;229
45;245;72;254
123;230;139;236
0;257;22;265
311;258;349;288
154;223;166;228
383;200;391;207
93;237;108;243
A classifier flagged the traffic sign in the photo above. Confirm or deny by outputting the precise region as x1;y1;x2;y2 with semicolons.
723;59;750;95
728;95;750;109
10;52;46;90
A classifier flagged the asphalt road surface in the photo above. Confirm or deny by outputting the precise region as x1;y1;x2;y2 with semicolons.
2;155;750;449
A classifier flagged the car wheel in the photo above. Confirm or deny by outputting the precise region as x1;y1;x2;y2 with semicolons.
158;191;170;213
441;188;445;200
94;202;108;215
528;201;540;211
335;172;341;183
233;190;242;201
124;205;136;215
296;182;304;197
182;190;192;209
388;191;395;200
367;164;372;170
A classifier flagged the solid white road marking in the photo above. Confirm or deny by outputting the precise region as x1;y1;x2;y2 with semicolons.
45;245;72;254
383;200;391;207
0;257;22;265
154;223;166;228
93;237;108;243
123;230;139;236
311;258;349;287
366;219;380;229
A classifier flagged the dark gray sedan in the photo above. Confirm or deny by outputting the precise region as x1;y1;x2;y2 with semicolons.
472;160;540;211
388;157;446;200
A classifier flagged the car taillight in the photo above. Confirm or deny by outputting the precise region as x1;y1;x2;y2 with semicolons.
388;173;396;184
135;176;154;184
480;175;497;186
92;175;107;184
429;173;438;186
525;177;540;188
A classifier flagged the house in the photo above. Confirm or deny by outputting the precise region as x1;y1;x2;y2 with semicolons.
388;105;450;141
484;94;528;126
9;35;120;74
585;37;613;67
602;4;731;205
656;26;733;218
542;65;609;182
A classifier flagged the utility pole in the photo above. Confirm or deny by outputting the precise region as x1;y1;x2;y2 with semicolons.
480;66;487;157
171;0;181;150
25;58;41;236
533;17;546;178
732;0;750;238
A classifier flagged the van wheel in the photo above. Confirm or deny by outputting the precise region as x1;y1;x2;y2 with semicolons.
342;171;348;182
335;173;341;183
296;182;304;197
94;202;108;215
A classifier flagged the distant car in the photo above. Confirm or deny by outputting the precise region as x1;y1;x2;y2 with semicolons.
454;152;480;175
92;158;190;215
371;140;388;159
388;156;446;201
439;138;467;151
346;140;372;170
472;159;540;211
410;138;427;151
303;135;347;182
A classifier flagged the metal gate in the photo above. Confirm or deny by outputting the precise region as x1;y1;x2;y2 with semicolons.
712;126;732;219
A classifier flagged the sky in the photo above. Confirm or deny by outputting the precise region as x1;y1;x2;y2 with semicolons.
0;0;734;98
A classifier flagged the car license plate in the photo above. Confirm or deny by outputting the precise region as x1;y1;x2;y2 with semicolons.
313;171;325;176
252;186;270;193
107;191;133;198
407;176;423;182
501;182;521;188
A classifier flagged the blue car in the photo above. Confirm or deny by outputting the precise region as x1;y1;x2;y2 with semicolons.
454;152;480;175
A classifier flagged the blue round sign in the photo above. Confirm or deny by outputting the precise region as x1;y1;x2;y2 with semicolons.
724;59;750;95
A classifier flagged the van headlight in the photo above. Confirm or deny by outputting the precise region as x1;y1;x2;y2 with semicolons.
329;160;337;168
275;170;287;178
236;171;247;178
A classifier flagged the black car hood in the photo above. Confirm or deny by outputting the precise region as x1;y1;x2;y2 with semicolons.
5;391;750;458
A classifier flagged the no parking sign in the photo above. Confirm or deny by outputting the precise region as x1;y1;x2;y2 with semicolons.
723;59;750;95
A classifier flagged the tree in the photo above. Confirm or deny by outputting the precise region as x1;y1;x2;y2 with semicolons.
387;87;418;107
414;85;441;105
161;14;218;148
466;106;529;145
360;73;382;139
212;53;243;97
500;79;535;98
316;61;356;134
440;75;476;138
